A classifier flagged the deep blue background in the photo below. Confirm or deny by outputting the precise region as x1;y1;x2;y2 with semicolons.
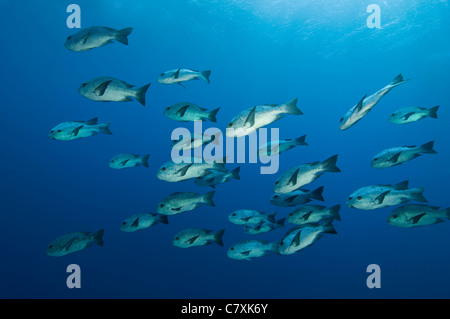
0;0;449;298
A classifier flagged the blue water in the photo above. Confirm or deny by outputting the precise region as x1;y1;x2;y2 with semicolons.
1;0;449;298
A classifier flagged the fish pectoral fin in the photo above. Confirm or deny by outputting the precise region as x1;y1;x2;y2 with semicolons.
293;231;302;247
94;80;112;96
302;211;313;221
71;125;84;136
244;106;257;127
176;105;190;117
131;217;140;228
242;216;252;222
402;112;415;120
185;236;199;245
388;152;402;163
374;190;390;204
171;207;182;211
287;168;300;186
241;250;251;256
285;195;297;203
407;213;427;224
81;31;90;45
177;82;186;89
176;163;194;177
173;68;181;79
355;95;367;112
120;159;130;166
63;237;77;252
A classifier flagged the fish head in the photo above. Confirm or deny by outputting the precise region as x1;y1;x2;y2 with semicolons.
228;211;242;224
78;81;90;97
157;200;171;214
158;72;174;84
387;211;405;226
278;236;294;255
49;125;67;140
339;108;356;130
227;245;246;260
64;34;79;51
370;155;385;169
346;190;367;209
46;241;64;256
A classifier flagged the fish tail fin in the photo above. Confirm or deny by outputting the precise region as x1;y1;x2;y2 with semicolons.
141;154;150;168
408;187;428;203
329;204;342;221
322;222;338;235
134;83;151;106
310;186;325;202
443;208;450;220
321;154;341;172
229;166;241;180
276;218;286;228
159;214;169;225
200;70;211;83
213;229;225;246
388;74;410;88
202;191;216;207
419;141;437;154
115;27;133;45
283;97;303;115
92;229;104;247
98;123;113;135
428;105;440;119
294;135;308;146
208;107;220;122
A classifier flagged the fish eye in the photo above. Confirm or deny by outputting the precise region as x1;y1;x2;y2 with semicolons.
175;237;179;240
160;204;164;208
373;158;379;161
357;196;362;200
122;221;126;225
339;117;344;122
81;83;87;87
50;130;54;133
289;213;292;216
227;123;233;128
160;73;165;76
348;197;353;200
48;245;53;249
230;247;234;251
273;195;279;198
67;36;72;40
231;213;236;216
161;167;166;172
392;214;398;219
280;241;284;246
275;181;279;185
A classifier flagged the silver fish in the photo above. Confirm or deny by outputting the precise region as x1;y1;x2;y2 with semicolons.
347;181;428;210
270;186;325;207
164;102;220;122
227;240;279;261
339;74;409;130
158;68;211;87
171;132;220;151
390;105;439;124
228;210;276;225
46;230;104;257
388;204;450;228
120;213;168;232
287;205;341;226
49;117;112;141
109;154;149;169
258;135;307;157
273;155;340;194
371;141;437;169
156;157;227;182
65;26;133;52
243;218;285;235
279;221;337;255
157;191;215;215
194;167;241;188
78;76;150;106
226;98;303;138
173;228;225;248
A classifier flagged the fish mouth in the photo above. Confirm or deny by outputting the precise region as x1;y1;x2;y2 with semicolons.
345;201;353;208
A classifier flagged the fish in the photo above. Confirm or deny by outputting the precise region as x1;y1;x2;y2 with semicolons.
226;98;303;138
173;228;225;248
371;141;437;169
49;117;112;141
164;102;220;122
156;157;227;182
109;154;150;169
278;221;337;255
120;213;168;232
287;205;341;226
194;167;241;188
270;186;325;207
273;155;341;194
171;132;221;151
228;210;276;225
64;26;133;52
388;204;450;228
258;135;308;157
389;105;440;124
339;74;410;130
243;218;285;235
346;181;428;210
78;76;151;106
158;68;211;87
157;191;215;215
46;230;104;257
227;240;279;261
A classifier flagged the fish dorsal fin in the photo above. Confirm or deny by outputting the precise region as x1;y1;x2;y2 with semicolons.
85;117;98;125
374;190;390;204
131;217;140;228
302;211;313;221
176;163;194;176
287;168;300;186
245;106;257;127
408;213;426;224
94;80;112;96
186;236;199;245
71;125;84;136
355;95;367;112
176;105;190;117
388;152;402;163
173;68;181;79
392;180;409;190
402;112;415;120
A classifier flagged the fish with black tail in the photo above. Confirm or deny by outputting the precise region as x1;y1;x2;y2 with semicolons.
388;204;450;228
46;230;104;257
120;213;168;232
65;26;133;52
173;228;225;248
109;154;149;169
390;105;440;124
270;186;325;207
49;117;112;141
371;141;437;169
157;191;215;215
